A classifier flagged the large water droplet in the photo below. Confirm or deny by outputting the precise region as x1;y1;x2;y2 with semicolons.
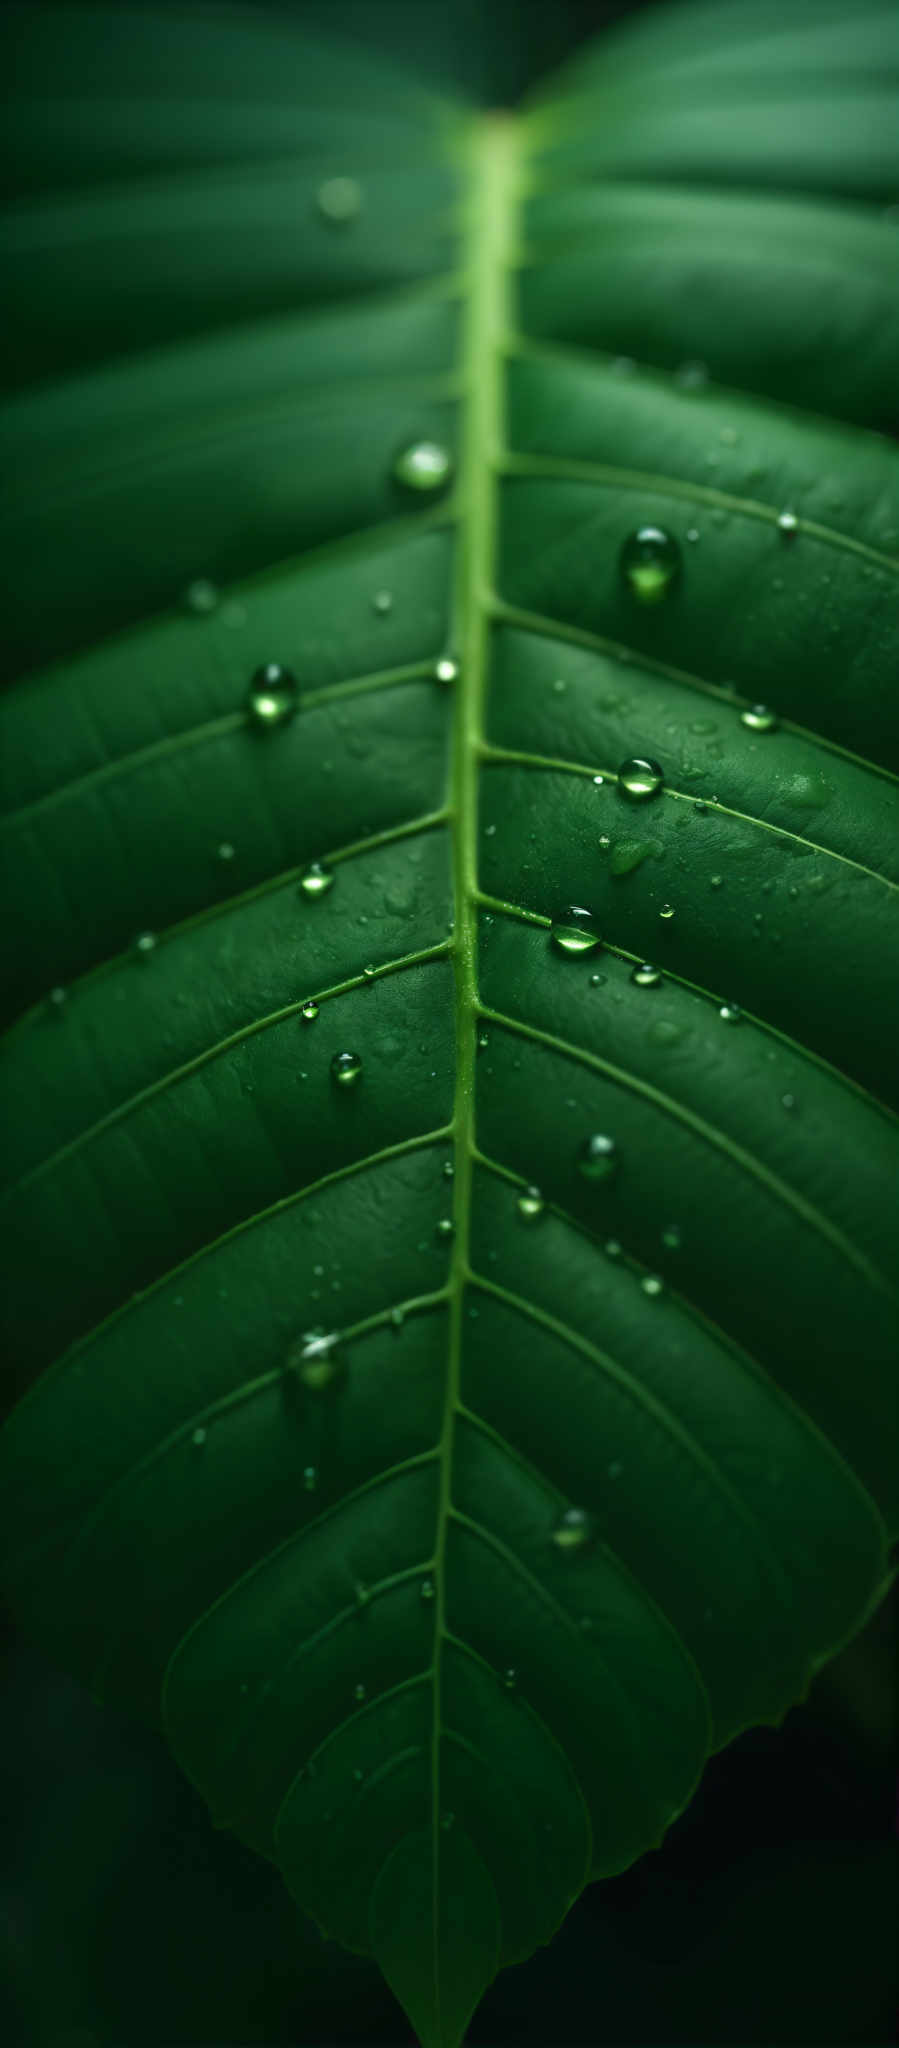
517;1185;544;1221
618;757;664;801
301;1000;319;1023
316;176;362;223
300;861;334;900
331;1050;362;1089
551;1506;595;1552
578;1133;617;1182
740;703;779;733
552;905;601;956
631;962;661;987
620;526;680;604
247;663;299;728
393;441;453;494
289;1327;344;1392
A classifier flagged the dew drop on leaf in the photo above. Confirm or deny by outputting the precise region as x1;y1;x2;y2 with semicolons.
641;1274;665;1298
301;1000;319;1023
191;1427;207;1449
631;962;662;987
740;703;779;733
132;931;157;957
300;861;334;900
331;1050;362;1089
659;903;675;919
577;1133;617;1182
777;508;799;536
392;440;453;493
420;1578;436;1602
288;1327;344;1392
435;656;458;682
551;1506;595;1552
435;1217;455;1239
246;662;299;727
517;1185;545;1221
48;985;67;1012
316;175;362;223
719;1001;741;1023
372;589;393;615
217;841;236;862
551;904;601;956
620;527;681;604
184;577;219;615
618;756;664;801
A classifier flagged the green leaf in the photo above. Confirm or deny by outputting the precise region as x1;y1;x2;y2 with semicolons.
1;3;897;2043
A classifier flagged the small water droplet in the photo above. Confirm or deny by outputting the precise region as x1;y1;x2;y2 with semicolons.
620;527;680;605
662;1224;682;1250
740;703;779;733
719;426;739;446
420;1577;436;1602
393;440;453;493
301;1000;319;1023
592;773;605;788
442;1160;455;1180
777;509;798;537
372;588;393;616
589;971;606;986
353;1767;365;1783
217;841;236;864
191;1426;207;1448
686;526;700;543
607;1460;624;1480
604;1238;622;1259
631;962;661;987
303;1464;318;1492
133;931;157;957
517;1184;544;1221
641;1273;664;1298
477;1030;489;1051
435;1217;455;1239
598;833;611;851
300;861;334;899
331;1050;362;1089
502;1667;517;1691
247;662;299;727
659;903;675;919
552;905;601;957
618;756;664;801
578;1133;617;1182
719;1001;741;1023
353;1681;367;1702
710;873;724;890
48;985;67;1011
674;359;708;390
440;1810;455;1830
289;1327;344;1392
184;577;219;615
316;175;362;223
551;1506;595;1552
362;964;377;983
434;656;458;683
781;1093;797;1112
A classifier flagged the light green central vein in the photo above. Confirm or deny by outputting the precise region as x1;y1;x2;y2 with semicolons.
431;115;520;1991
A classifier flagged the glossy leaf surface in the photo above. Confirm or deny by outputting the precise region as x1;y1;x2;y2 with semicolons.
1;3;897;2043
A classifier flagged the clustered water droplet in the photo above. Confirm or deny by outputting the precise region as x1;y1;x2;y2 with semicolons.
618;757;664;801
393;440;454;494
517;1185;545;1222
578;1133;618;1183
246;662;299;728
551;905;601;957
620;526;680;604
303;1464;318;1492
420;1577;436;1603
331;1050;362;1089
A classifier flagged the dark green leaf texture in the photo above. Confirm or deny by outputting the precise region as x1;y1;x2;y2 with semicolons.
1;3;898;2042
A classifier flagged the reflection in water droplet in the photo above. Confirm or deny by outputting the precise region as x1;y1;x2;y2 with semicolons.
517;1185;545;1221
303;1464;318;1492
777;509;798;536
552;905;601;956
740;703;779;733
300;862;334;899
578;1133;617;1182
316;176;362;223
393;441;453;493
631;962;661;987
719;1001;741;1023
551;1506;595;1552
289;1328;344;1392
618;757;664;801
133;931;157;957
301;1000;319;1023
184;578;219;615
641;1274;665;1298
620;526;680;604
247;663;299;727
331;1050;362;1088
659;903;675;919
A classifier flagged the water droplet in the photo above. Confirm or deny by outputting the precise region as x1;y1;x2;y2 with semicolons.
300;861;334;900
781;1093;797;1112
598;833;611;851
552;905;601;957
719;1001;741;1023
620;527;680;605
362;964;377;983
674;359;708;390
578;1133;617;1183
354;1581;370;1610
247;662;299;728
502;1667;517;1691
353;1767;365;1783
618;756;664;801
48;985;67;1011
353;1681;367;1702
442;1160;455;1180
631;962;661;987
372;589;393;615
517;1184;544;1221
435;1217;455;1239
777;509;798;537
191;1426;207;1448
659;903;675;919
316;175;362;223
435;656;458;683
710;873;724;890
301;1000;319;1023
589;971;605;986
740;703;779;733
133;931;157;957
604;1238;622;1259
331;1050;362;1089
289;1327;344;1392
641;1274;664;1298
551;1506;595;1552
686;526;700;543
420;1577;436;1602
393;440;453;493
477;1030;489;1051
184;577;219;614
607;1460;624;1480
217;840;236;863
303;1464;318;1492
661;1224;682;1250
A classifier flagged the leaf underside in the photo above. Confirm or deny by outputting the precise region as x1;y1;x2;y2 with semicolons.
1;2;897;2043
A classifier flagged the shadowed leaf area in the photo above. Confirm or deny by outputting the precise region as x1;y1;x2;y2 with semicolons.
0;2;897;2043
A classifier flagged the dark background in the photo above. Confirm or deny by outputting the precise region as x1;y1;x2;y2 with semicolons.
1;1;896;2043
